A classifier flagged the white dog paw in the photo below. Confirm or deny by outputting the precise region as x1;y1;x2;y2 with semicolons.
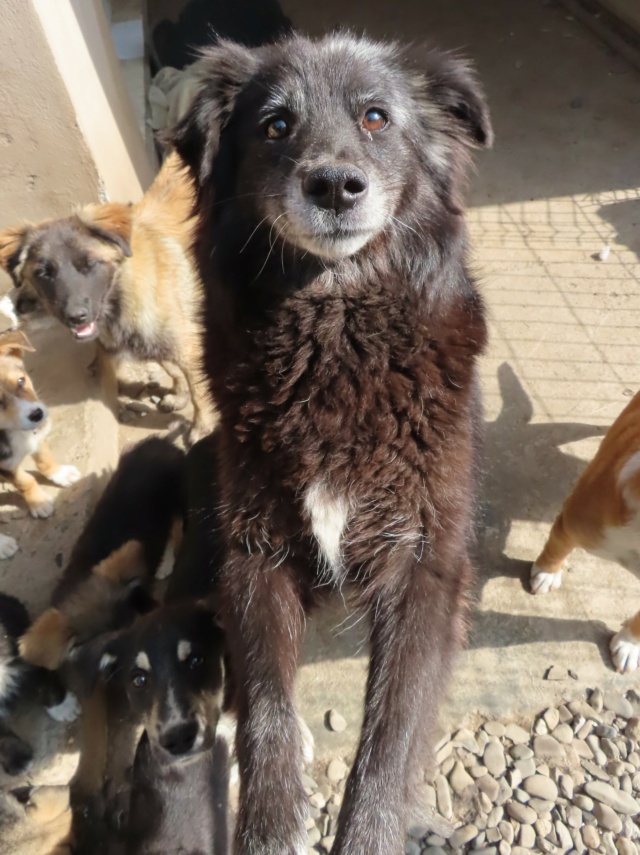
46;691;80;723
610;627;640;673
49;465;81;488
29;495;54;519
0;534;19;559
530;564;563;595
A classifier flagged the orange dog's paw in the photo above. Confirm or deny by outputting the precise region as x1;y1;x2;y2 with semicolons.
530;564;563;595
610;627;640;673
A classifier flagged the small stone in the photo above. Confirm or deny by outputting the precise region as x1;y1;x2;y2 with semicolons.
484;741;506;777
528;798;555;814
533;735;564;762
150;394;161;405
511;849;529;855
487;827;502;844
320;836;335;853
603;832;619;855
558;705;573;723
590;688;604;714
305;816;316;830
604;693;633;719
566;805;582;828
124;400;148;413
622;818;639;840
555;820;573;850
470;764;489;779
449;825;478;849
518;823;536;848
514;788;530;803
309;792;326;810
499;821;515;844
436;740;453;765
545;665;568;680
478;792;493;814
626;718;640;741
584;780;640;815
572;794;593;811
425;836;446;846
449;761;476;796
506;802;537;825
435;774;453;820
308;826;321;845
535;818;552;837
617;839;637;855
484;721;506;738
581;759;609;781
577;720;594;740
553;723;574;744
536;838;555;854
453;728;480;754
559;775;574;800
327;758;348;783
302;773;318;790
569;669;579;680
505;723;530;745
405;841;421;855
477;774;500;802
495;778;513;807
510;745;534;761
498;842;511;855
487;806;504;828
523;774;558;802
408;825;429;841
596;724;618;739
582;825;600;849
594;802;623;834
328;710;347;732
441;755;455;776
423;849;447;855
534;718;548;735
544;708;560;731
514;758;536;780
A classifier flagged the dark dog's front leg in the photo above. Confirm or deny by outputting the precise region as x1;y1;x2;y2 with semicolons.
226;552;308;855
333;546;471;855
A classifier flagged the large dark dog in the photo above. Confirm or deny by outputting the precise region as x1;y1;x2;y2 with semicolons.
169;33;491;855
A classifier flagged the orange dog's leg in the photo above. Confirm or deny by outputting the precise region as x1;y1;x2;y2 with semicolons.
8;466;53;518
530;510;578;595
610;610;640;673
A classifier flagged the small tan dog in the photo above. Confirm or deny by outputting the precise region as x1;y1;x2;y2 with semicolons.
0;155;213;444
531;391;640;673
0;330;79;558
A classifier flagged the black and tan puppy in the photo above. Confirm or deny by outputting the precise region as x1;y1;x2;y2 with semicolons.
19;436;185;671
169;32;491;855
0;330;80;557
0;156;214;444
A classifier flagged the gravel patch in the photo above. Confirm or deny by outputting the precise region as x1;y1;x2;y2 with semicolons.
304;687;640;853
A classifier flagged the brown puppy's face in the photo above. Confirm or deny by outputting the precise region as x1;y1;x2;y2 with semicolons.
0;332;47;431
0;205;132;342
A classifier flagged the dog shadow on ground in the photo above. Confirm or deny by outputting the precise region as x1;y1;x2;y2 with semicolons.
597;198;640;262
468;361;612;661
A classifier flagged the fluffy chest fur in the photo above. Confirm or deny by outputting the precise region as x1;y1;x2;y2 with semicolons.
0;420;50;474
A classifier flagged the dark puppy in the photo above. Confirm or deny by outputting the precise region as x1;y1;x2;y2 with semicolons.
169;33;491;854
0;594;75;776
20;436;185;671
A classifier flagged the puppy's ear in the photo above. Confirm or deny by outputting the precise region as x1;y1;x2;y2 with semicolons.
78;203;133;258
423;50;493;148
164;41;263;189
70;631;125;698
0;224;32;286
0;330;36;358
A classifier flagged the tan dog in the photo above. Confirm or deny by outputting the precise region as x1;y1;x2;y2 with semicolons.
0;155;213;444
0;330;79;558
531;391;640;673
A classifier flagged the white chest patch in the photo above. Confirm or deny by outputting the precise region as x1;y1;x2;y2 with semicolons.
304;483;348;577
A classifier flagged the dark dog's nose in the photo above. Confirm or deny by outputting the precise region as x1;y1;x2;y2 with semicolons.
302;165;368;212
28;408;44;424
159;721;198;756
67;309;89;326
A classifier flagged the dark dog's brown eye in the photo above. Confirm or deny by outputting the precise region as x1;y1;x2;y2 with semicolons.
362;108;388;132
188;653;204;670
131;670;147;688
266;117;289;140
36;263;54;280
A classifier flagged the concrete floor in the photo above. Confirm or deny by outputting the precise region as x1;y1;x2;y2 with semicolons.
271;0;640;762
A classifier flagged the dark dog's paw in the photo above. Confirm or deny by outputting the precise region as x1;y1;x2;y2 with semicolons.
158;392;189;413
0;734;33;775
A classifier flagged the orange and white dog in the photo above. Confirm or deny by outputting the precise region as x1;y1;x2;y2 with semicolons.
531;391;640;673
0;330;80;558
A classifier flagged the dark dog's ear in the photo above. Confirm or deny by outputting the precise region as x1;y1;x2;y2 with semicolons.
0;224;32;286
422;50;493;148
163;40;263;189
78;203;133;258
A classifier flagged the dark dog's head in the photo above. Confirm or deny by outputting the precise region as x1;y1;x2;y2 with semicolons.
0;204;132;341
0;332;48;432
96;603;224;762
169;33;492;266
